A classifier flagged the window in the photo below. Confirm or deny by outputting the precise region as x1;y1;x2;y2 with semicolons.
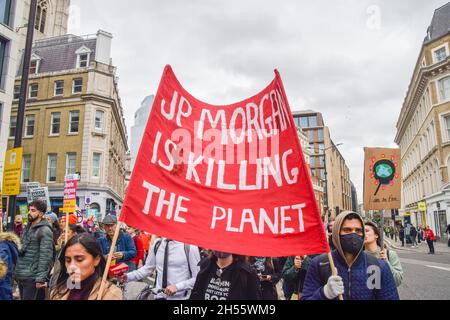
24;115;35;137
445;116;450;141
0;0;12;26
73;78;83;93
78;54;89;68
299;117;308;128
320;169;326;180
95;110;104;130
29;84;38;98
35;0;48;33
438;76;450;101
310;156;316;167
318;143;325;154
50;112;61;135
0;103;2;133
0;38;6;88
434;47;447;63
308;116;318;127
92;153;101;178
66;153;76;175
69;111;80;133
54;80;64;96
22;155;31;183
14;85;20;100
318;129;324;141
29;59;39;74
319;155;325;167
9;115;15;137
307;130;314;142
47;154;57;182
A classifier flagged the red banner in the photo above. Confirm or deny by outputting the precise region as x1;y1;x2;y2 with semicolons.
120;65;329;257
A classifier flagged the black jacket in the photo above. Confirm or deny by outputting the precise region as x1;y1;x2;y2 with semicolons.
190;257;261;300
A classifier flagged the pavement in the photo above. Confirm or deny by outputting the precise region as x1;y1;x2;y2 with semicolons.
384;236;450;255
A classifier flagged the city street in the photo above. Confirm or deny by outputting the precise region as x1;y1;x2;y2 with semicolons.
394;247;450;300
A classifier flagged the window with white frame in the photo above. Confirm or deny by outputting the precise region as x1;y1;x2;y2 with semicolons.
66;153;76;175
92;153;101;178
77;53;89;68
439;76;450;101
22;154;31;183
72;78;83;93
434;47;448;63
69;110;80;133
47;154;57;182
54;80;64;96
445;115;450;141
9;115;16;138
95;110;104;130
29;59;39;74
50;112;61;135
24;115;35;137
29;83;38;98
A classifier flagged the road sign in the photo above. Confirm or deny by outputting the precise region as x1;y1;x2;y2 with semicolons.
2;148;23;196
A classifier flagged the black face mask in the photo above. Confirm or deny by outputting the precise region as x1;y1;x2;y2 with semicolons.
213;251;232;259
340;233;364;256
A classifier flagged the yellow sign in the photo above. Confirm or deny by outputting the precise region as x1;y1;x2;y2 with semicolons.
2;148;23;196
418;202;427;211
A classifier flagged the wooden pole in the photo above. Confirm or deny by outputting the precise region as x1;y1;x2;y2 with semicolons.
327;252;344;300
97;221;121;300
64;210;70;244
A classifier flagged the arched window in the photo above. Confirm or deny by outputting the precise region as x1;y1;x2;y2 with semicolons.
35;0;48;33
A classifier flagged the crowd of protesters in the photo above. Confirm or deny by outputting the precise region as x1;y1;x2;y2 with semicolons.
0;201;406;300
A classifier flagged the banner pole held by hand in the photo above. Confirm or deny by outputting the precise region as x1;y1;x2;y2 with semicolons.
327;252;344;300
97;221;121;300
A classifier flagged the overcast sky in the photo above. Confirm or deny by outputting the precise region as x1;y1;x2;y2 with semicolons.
69;0;449;202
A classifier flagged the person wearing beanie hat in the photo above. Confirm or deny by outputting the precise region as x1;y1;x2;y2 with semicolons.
44;212;58;224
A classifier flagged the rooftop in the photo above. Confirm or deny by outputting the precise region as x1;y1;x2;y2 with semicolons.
424;2;450;44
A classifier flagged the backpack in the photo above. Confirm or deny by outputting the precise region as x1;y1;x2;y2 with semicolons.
317;252;380;299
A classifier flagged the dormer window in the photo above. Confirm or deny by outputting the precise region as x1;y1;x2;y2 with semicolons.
432;44;449;64
75;46;92;69
29;53;42;74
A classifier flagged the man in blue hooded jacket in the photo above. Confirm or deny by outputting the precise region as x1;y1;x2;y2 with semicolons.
302;211;399;300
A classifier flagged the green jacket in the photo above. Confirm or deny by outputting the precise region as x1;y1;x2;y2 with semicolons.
281;256;311;282
366;247;403;287
15;219;54;283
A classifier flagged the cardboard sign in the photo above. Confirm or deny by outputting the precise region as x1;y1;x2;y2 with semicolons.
26;182;41;203
30;187;51;212
120;65;329;257
363;148;401;210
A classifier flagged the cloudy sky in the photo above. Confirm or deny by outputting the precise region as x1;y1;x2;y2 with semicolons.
69;0;449;202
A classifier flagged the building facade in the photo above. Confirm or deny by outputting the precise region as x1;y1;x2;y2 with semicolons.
7;30;129;219
296;126;325;216
395;3;450;240
0;0;25;188
1;0;70;186
292;110;352;218
18;0;70;49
